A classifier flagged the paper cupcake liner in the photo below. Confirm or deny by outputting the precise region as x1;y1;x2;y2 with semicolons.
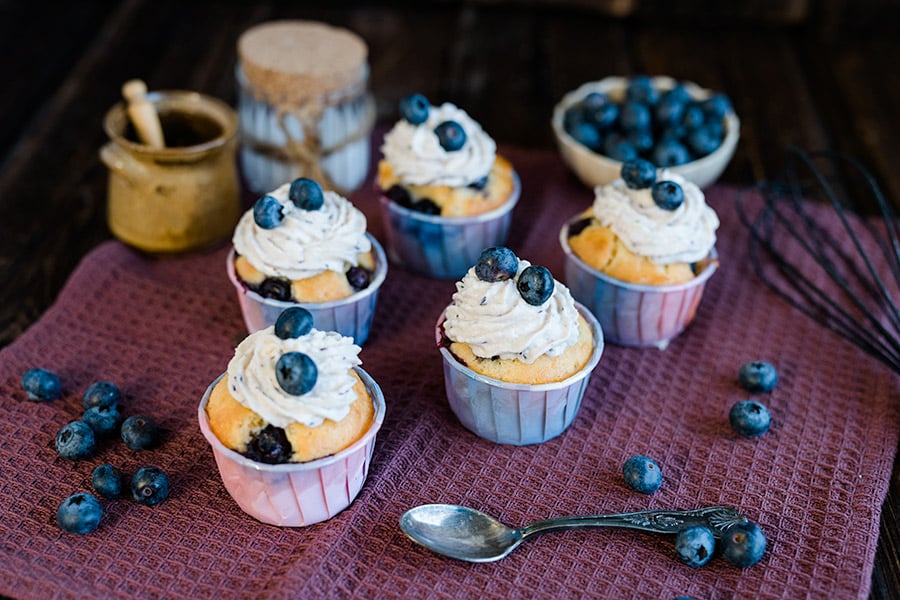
226;234;387;344
559;218;718;350
377;173;520;279
435;303;603;445
197;368;386;527
236;66;373;195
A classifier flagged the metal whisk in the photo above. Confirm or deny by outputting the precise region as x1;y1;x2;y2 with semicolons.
737;147;900;374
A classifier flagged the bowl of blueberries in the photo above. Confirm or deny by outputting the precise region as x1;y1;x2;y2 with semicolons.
552;75;739;189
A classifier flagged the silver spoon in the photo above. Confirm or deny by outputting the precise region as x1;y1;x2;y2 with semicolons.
400;503;748;562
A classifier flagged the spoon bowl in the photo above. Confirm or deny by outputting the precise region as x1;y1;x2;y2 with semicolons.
400;503;749;563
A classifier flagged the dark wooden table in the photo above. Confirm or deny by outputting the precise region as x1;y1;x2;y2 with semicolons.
2;1;898;597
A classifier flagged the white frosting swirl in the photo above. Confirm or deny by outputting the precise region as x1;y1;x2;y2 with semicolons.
226;326;362;428
232;184;371;280
591;170;719;264
443;260;581;363
381;102;496;187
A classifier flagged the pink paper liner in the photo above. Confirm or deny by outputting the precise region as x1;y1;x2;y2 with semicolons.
559;217;718;349
377;173;521;279
435;303;603;445
197;367;386;527
226;233;387;343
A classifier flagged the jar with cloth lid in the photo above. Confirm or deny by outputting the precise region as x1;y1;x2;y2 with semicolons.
236;20;375;195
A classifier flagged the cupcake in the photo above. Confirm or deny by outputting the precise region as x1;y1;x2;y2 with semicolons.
198;307;386;526
376;94;520;278
436;247;603;445
560;158;719;349
227;177;386;343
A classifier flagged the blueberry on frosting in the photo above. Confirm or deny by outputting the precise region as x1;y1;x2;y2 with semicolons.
651;180;685;210
517;265;554;306
253;194;284;229
399;93;430;125
435;120;466;152
475;246;518;282
276;352;318;396
274;307;314;340
621;158;656;190
288;177;324;211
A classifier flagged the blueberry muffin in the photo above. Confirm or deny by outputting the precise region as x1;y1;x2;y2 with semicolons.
232;177;376;302
376;94;517;217
566;159;718;285
205;307;374;463
440;247;595;385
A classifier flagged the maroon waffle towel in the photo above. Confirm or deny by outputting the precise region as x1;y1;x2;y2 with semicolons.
0;146;897;599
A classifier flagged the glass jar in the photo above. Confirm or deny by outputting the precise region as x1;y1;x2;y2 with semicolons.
236;20;375;196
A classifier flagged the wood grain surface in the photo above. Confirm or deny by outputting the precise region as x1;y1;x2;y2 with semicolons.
1;1;898;597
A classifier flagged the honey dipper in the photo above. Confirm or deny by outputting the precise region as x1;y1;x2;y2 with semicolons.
122;79;165;148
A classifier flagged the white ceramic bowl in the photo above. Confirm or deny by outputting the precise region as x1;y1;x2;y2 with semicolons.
551;76;740;190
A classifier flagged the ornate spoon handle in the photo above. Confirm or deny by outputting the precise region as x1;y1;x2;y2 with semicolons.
521;506;747;540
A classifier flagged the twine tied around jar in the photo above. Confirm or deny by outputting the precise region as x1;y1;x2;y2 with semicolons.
243;80;375;196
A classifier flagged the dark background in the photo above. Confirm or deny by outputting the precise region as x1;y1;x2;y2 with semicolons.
1;0;898;596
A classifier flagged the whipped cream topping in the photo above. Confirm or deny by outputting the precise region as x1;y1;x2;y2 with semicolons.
443;260;581;364
591;171;719;264
226;326;362;428
232;184;371;280
381;102;496;187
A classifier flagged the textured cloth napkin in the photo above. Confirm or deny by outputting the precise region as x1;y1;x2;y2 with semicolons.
0;146;897;599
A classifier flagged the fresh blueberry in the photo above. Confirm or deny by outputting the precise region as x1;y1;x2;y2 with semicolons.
252;195;284;229
738;361;778;393
434;120;466;152
622;455;662;494
55;421;95;460
276;352;318;395
516;265;554;306
625;76;660;105
581;91;609;111
82;404;122;437
654;95;686;126
475;246;519;282
131;466;170;506
56;493;102;534
563;106;586;132
92;464;126;499
603;135;638;162
288;177;324;211
674;525;715;568
21;368;62;401
720;522;766;568
568;121;601;150
652;140;692;167
245;425;293;464
663;83;692;105
729;400;772;437
658;124;687;144
120;415;160;451
651;180;685;210
687;126;722;157
627;129;654;153
620;101;651;131
702;93;733;120
346;266;371;291
680;102;706;130
82;381;121;410
584;102;619;131
399;93;429;125
274;307;314;340
621;159;657;189
258;277;292;301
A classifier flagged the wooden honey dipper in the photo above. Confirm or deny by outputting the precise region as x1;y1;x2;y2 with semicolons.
122;79;165;148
